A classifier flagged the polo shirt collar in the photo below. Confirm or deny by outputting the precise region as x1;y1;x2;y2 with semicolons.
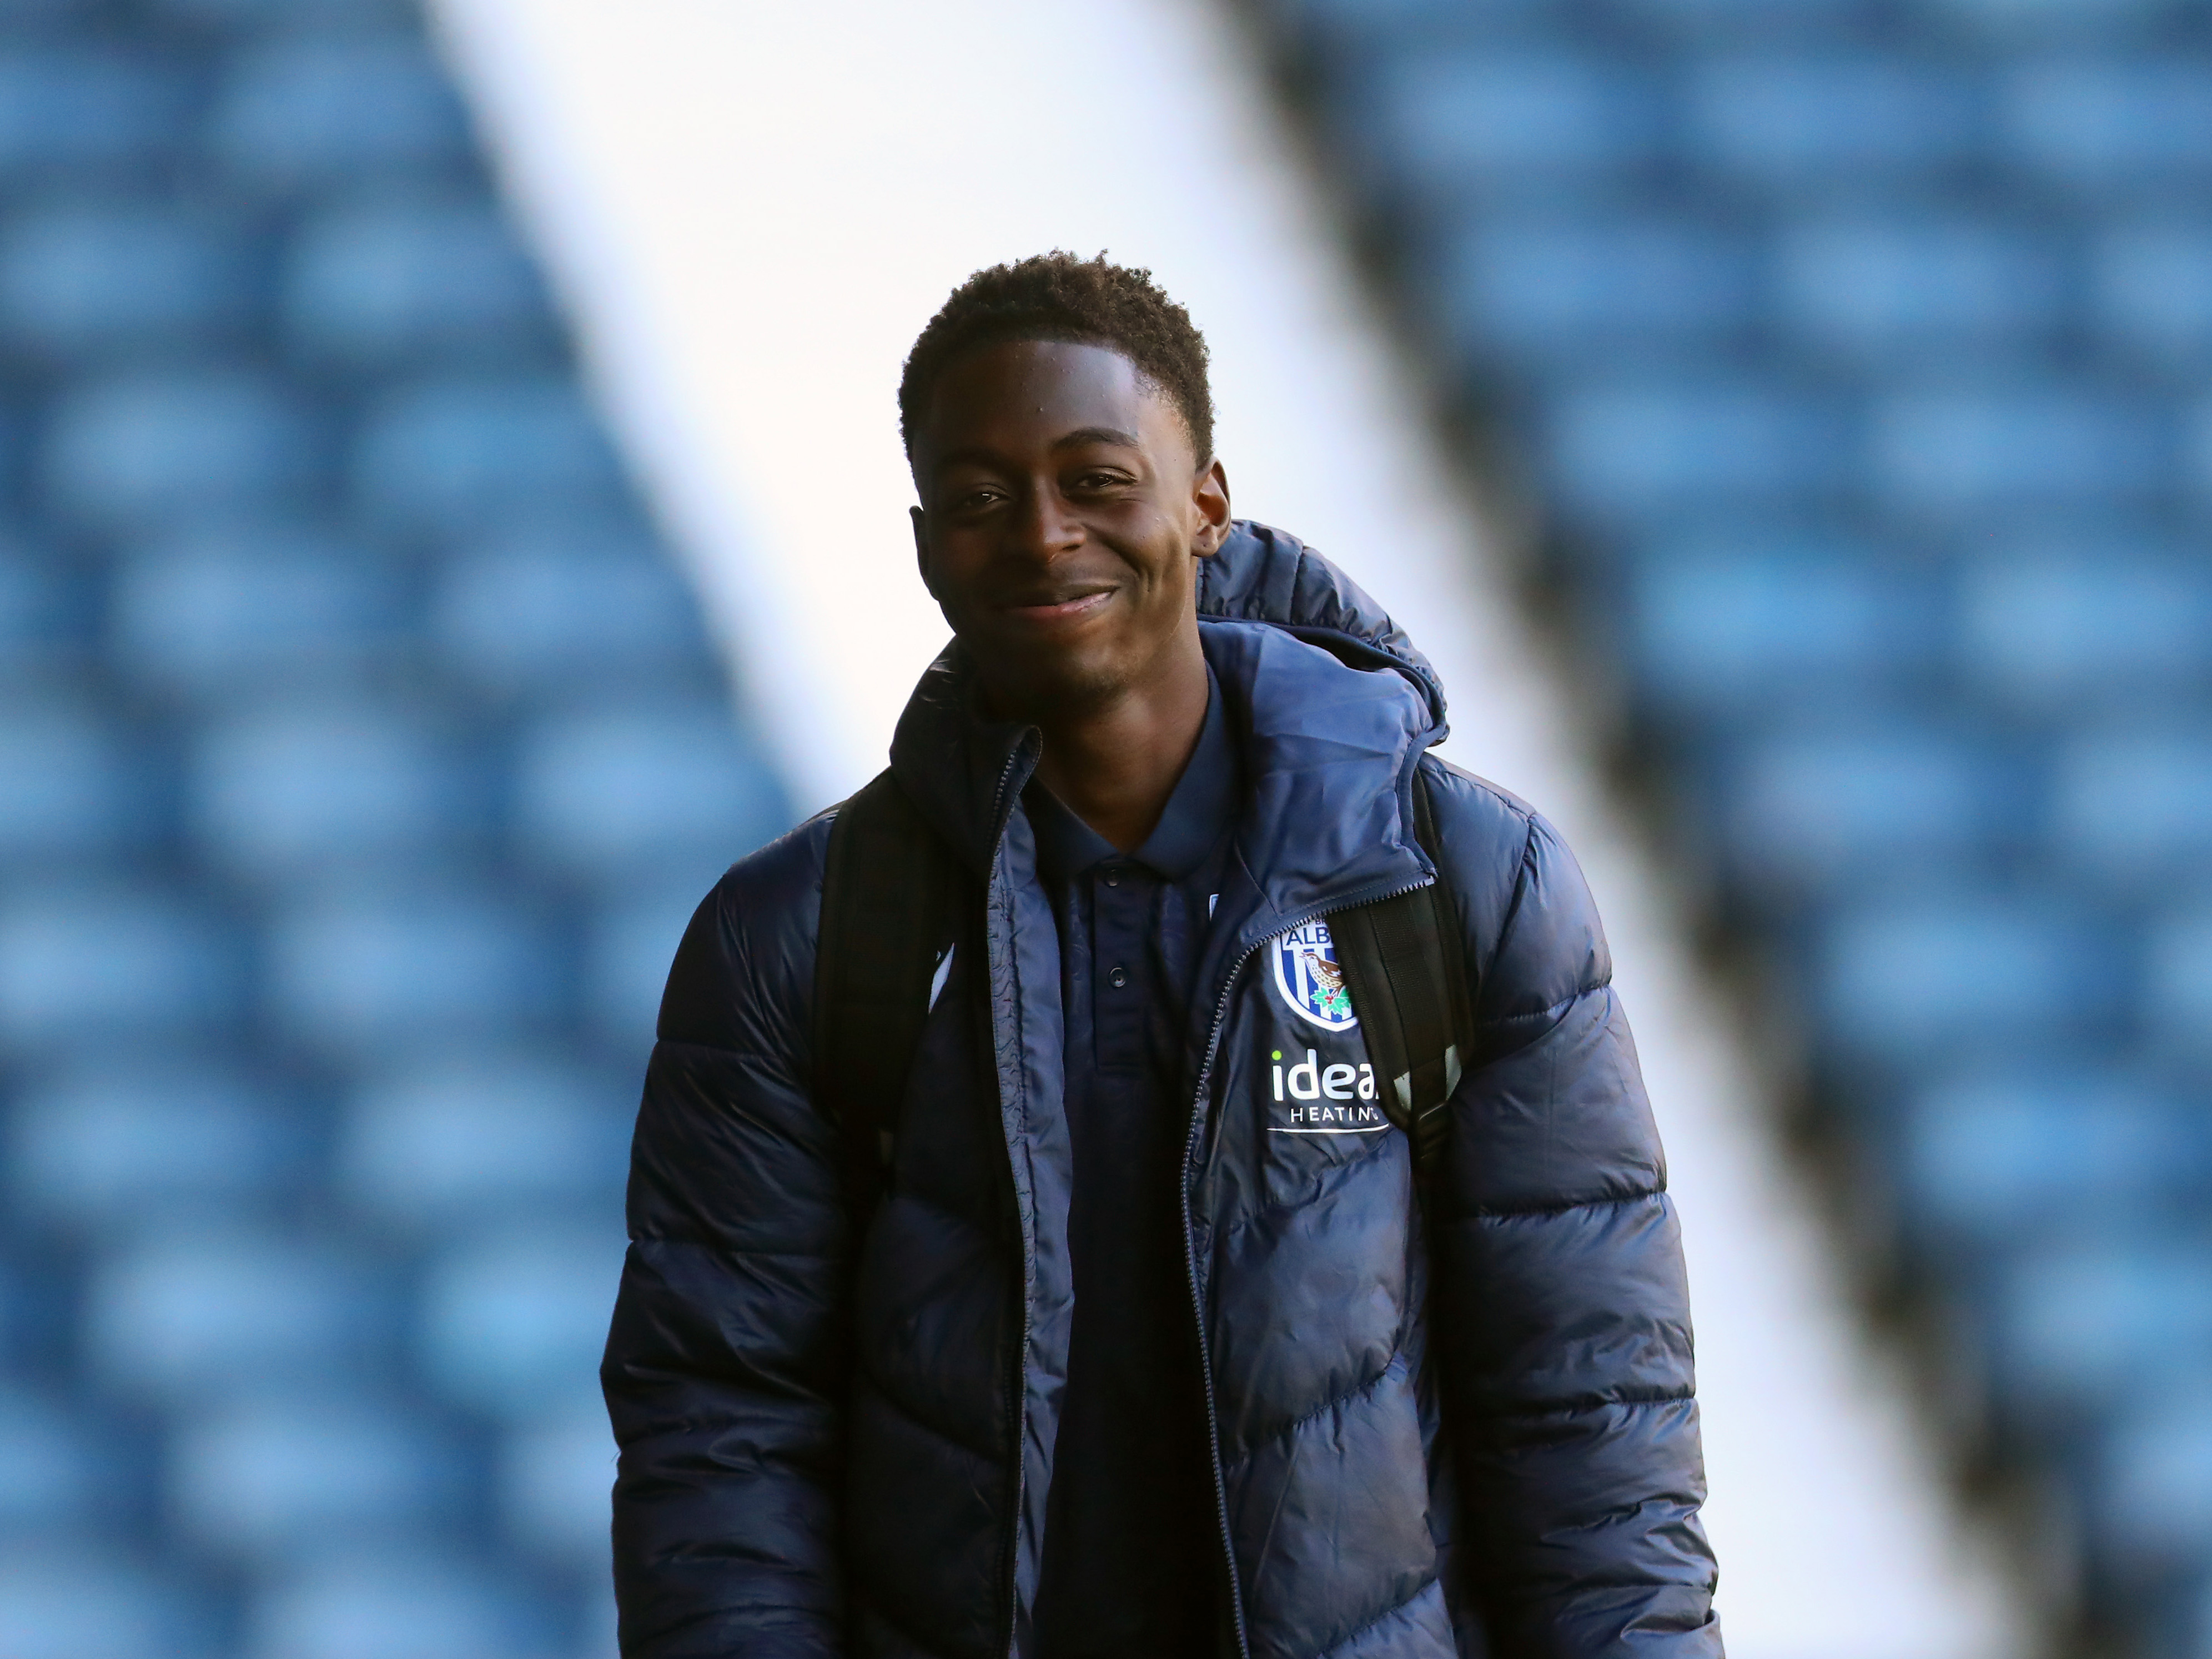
1028;667;1236;883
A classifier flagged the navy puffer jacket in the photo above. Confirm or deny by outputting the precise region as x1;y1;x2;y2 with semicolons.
604;524;1721;1659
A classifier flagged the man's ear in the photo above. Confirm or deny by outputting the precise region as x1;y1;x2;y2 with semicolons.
1190;459;1232;557
911;505;933;592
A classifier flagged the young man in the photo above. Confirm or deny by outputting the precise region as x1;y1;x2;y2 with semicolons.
604;255;1721;1658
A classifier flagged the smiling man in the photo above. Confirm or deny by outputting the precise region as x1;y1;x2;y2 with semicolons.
602;255;1721;1659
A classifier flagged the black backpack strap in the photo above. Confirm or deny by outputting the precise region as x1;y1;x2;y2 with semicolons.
1332;766;1473;1177
812;769;962;1224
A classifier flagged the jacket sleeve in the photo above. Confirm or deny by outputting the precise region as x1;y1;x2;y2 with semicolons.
1424;769;1721;1657
602;821;848;1658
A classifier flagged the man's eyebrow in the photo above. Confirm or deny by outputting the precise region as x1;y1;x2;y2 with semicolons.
1050;426;1142;451
929;444;1009;475
929;427;1145;476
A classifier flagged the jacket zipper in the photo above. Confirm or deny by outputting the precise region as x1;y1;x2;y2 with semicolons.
1178;874;1434;1659
983;741;1038;1659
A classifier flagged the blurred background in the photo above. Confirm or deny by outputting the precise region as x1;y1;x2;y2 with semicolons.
0;0;2204;1656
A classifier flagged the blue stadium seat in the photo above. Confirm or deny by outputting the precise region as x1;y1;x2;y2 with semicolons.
1621;535;1931;715
244;1553;562;1659
1924;0;2178;34
1540;379;1852;519
2002;58;2212;190
336;1053;630;1230
167;1397;467;1561
0;882;243;1053
44;372;318;530
498;1409;616;1565
1775;214;2065;363
2147;907;2212;1054
7;1062;307;1230
2049;729;2212;882
1432;210;1756;363
209;33;471;188
263;884;562;1054
1683;53;1983;183
0;1258;46;1372
0;539;89;676
190;701;484;878
1815;893;2118;1059
1722;725;2010;890
109;527;411;700
0;47;192;175
2188;402;2212;503
0;1548;210;1659
0;1388;130;1534
582;877;711;1046
154;0;415;33
429;525;710;696
415;1226;624;1418
1615;0;1864;34
1349;49;1661;197
2093;220;2212;364
1902;1073;2210;1248
1869;386;2170;515
1993;1236;2212;1412
353;377;626;531
83;1230;393;1402
579;1595;617;1659
1280;0;1497;36
1956;546;2212;708
2093;1384;2212;1582
284;197;553;363
0;697;163;863
0;203;254;358
510;703;786;880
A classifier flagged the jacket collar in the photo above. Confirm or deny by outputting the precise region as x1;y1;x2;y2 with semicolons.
886;521;1444;917
888;642;1040;881
1197;519;1447;741
1024;666;1238;884
1201;618;1434;947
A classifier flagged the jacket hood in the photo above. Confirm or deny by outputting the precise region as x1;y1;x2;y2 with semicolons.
1198;519;1448;744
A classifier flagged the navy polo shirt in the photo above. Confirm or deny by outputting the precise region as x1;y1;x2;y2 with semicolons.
1025;675;1241;1659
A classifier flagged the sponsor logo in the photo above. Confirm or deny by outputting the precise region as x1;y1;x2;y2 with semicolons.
1270;919;1356;1030
1268;1048;1386;1134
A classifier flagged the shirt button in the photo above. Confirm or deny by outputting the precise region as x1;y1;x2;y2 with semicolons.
1103;869;1122;887
1108;966;1129;989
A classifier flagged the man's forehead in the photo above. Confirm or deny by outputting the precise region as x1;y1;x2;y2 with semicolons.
920;338;1179;459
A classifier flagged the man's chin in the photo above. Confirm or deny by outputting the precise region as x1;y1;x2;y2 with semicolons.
969;646;1131;722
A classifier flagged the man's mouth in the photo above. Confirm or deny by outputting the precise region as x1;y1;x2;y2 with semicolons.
1000;587;1114;624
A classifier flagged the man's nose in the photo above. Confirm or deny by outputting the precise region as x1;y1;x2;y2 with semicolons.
1010;481;1084;560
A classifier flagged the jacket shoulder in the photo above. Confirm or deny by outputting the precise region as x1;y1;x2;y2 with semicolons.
654;807;834;1059
1416;755;1613;1015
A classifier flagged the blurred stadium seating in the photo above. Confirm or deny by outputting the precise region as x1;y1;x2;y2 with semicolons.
0;1;788;1654
1247;0;2212;1651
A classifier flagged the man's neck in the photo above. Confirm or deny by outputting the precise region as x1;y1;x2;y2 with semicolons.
1017;636;1210;854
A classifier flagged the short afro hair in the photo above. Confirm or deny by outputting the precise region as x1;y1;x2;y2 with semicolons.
899;252;1214;465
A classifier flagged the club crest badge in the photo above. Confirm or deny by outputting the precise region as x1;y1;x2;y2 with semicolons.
1270;919;1358;1030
